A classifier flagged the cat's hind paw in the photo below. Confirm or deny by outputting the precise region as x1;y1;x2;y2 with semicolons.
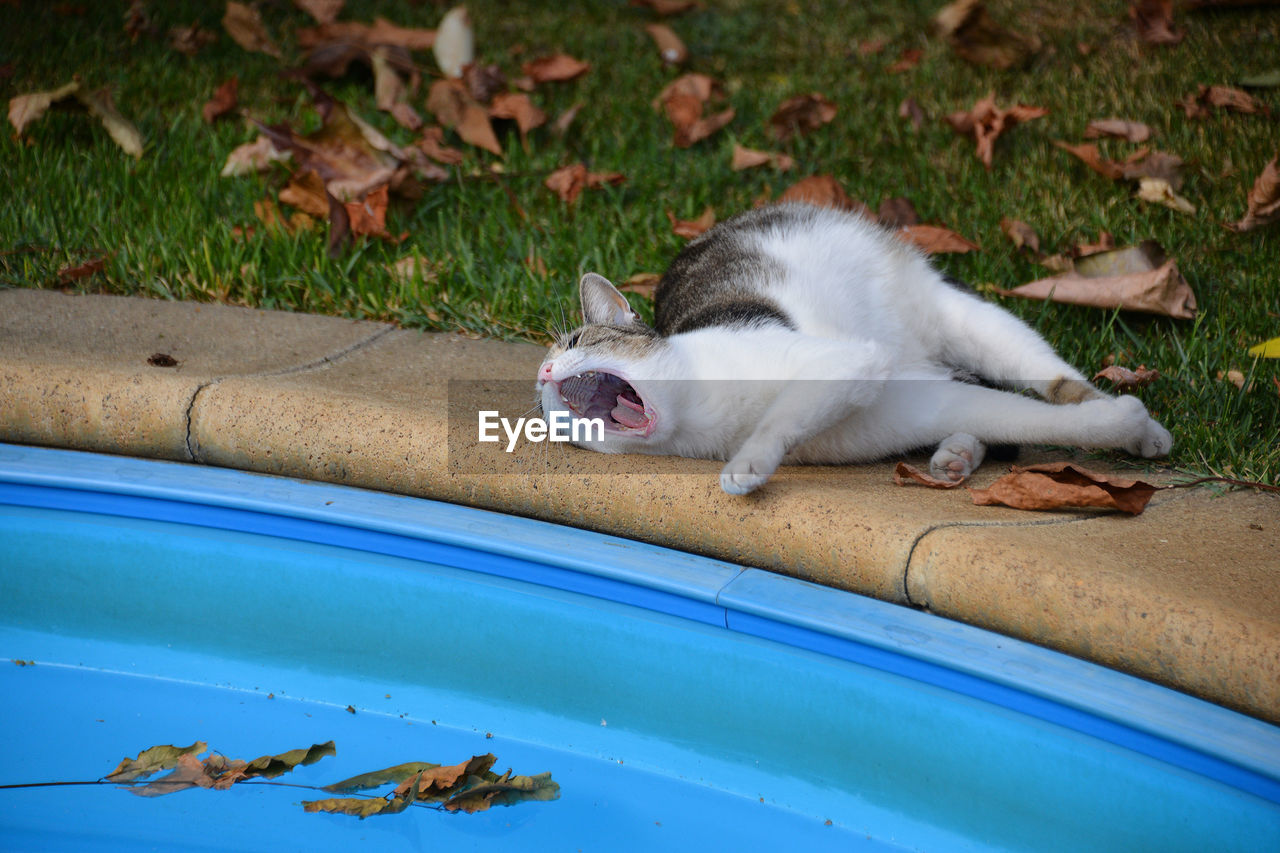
929;433;987;482
1127;414;1174;458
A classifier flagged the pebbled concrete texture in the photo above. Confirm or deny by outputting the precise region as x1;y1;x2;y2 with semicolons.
2;288;1278;723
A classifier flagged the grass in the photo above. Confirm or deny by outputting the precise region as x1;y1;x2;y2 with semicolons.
2;0;1277;484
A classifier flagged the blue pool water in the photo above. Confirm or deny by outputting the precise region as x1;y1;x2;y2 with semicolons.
1;444;1277;851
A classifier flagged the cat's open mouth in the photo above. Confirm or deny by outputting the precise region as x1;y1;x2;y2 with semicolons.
557;370;655;435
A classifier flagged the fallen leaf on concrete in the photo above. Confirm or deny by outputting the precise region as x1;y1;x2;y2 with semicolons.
667;206;715;238
433;6;473;79
1084;118;1153;143
946;94;1047;168
998;242;1197;318
1093;364;1161;390
969;462;1159;514
223;1;280;58
522;53;591;83
645;23;687;64
933;0;1040;69
1178;84;1271;118
893;461;963;489
1136;176;1196;214
767;92;836;142
898;224;980;254
730;144;794;171
1130;0;1183;45
1227;155;1280;232
1248;337;1280;357
203;77;239;124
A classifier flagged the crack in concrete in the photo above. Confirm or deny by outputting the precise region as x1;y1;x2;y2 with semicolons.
179;324;397;465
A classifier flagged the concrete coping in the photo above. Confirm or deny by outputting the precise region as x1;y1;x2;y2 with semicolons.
2;288;1277;723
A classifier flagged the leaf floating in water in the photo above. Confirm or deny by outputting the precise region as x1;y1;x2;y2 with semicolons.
105;741;207;783
324;761;443;794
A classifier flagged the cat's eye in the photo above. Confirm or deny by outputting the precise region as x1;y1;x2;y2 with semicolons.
565;330;582;348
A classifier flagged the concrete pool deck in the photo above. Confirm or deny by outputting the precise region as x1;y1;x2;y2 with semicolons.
2;287;1277;724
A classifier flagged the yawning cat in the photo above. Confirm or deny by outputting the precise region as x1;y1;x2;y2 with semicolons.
536;203;1172;494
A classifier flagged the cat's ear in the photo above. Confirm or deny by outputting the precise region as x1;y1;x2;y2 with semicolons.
579;272;639;326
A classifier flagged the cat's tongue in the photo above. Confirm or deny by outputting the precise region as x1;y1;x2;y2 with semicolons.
611;394;648;430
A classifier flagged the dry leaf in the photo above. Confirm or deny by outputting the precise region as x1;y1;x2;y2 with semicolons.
1056;141;1184;188
777;175;869;216
343;185;391;238
645;23;687;64
969;462;1158;514
946;94;1048;168
1219;369;1246;390
56;255;107;284
893;461;963;489
658;77;734;147
544;163;624;204
767;93;836;142
730;144;793;171
297;18;436;52
887;48;923;74
667;206;715;238
619;272;662;299
933;0;1040;69
279;169;330;217
221;135;292;176
898;224;980;254
168;24;218;56
551;102;583;136
389;254;437;283
999;244;1197;318
427;79;501;155
489;92;547;140
222;1;280;58
1179;84;1270;118
8;81;144;157
1054;141;1124;180
1130;0;1183;45
203;77;238;124
1093;364;1161;391
630;0;699;14
898;97;925;130
1136;176;1196;214
415;126;464;165
371;48;421;130
1084;118;1153;143
294;0;343;25
654;73;715;106
132;753;216;798
1000;217;1040;253
522;54;591;83
433;6;473;79
877;197;919;229
1227;155;1280;232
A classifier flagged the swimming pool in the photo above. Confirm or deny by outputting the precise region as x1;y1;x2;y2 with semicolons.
1;444;1277;851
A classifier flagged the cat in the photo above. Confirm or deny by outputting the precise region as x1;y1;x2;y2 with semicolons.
536;202;1172;494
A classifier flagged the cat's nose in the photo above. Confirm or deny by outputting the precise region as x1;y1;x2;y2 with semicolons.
538;362;554;383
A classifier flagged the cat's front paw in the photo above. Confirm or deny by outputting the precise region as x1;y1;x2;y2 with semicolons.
720;454;778;494
929;433;986;482
1127;413;1173;458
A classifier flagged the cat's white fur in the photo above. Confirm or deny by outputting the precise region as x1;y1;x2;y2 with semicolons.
537;204;1172;494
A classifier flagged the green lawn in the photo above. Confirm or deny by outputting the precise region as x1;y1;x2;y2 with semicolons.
3;0;1277;483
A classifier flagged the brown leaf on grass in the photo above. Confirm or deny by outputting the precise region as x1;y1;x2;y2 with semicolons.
898;224;980;254
657;76;735;147
415;126;464;165
223;2;280;58
1219;368;1247;390
777;175;870;216
522;54;591;83
898;97;925;130
462;63;507;103
297;18;436;52
933;0;1041;69
427;79;501;156
551;102;583;136
544;163;625;204
1053;141;1124;179
887;48;923;73
1178;84;1271;118
202;77;238;124
645;23;688;64
667;206;716;238
1074;232;1116;257
57;255;107;283
1130;0;1183;45
1094;364;1161;391
998;243;1197;318
654;73;715;105
168;24;218;56
255;97;403;198
254;197;316;235
969;462;1158;514
294;0;344;24
946;94;1047;168
1055;141;1184;188
1227;155;1280;231
371;48;421;131
1000;217;1040;253
221;135;293;176
877;197;919;229
279;169;331;217
1084;118;1153;143
619;272;662;299
630;0;700;14
767;93;836;142
489;92;547;140
1136;176;1196;214
893;461;964;489
730;144;794;171
9;81;144;157
433;6;474;79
